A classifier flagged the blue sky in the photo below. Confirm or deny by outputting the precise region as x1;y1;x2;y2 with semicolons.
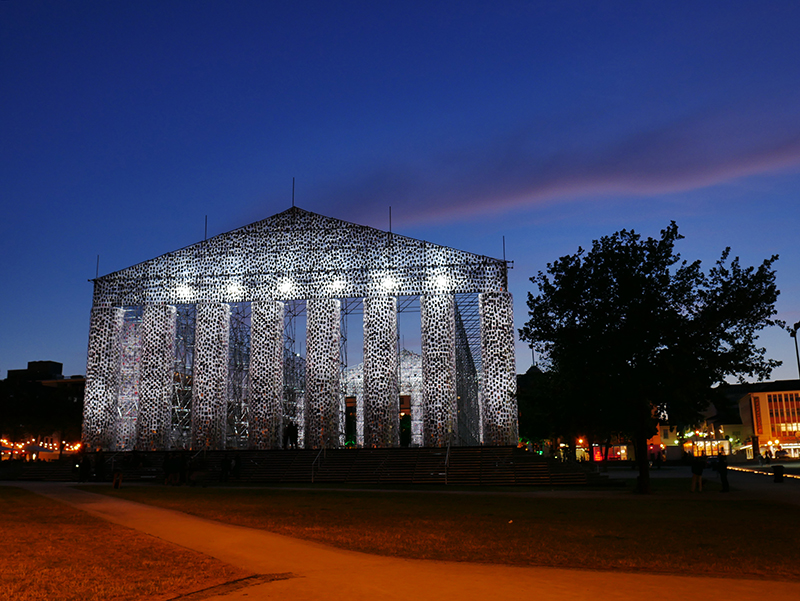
2;1;799;380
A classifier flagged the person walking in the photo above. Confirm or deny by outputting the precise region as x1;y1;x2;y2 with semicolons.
690;452;706;492
718;452;730;493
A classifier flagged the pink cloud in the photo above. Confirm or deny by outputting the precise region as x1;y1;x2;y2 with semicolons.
315;106;800;226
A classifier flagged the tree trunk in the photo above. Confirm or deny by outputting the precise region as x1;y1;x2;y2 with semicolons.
635;435;651;494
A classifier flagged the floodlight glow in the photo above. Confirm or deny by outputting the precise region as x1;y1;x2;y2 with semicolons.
177;284;193;299
435;274;449;289
278;279;293;294
380;277;396;291
227;281;242;297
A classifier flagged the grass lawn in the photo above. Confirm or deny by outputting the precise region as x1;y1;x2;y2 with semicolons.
0;486;251;601
94;479;800;581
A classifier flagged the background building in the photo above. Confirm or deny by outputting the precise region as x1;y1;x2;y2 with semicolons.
1;361;84;460
736;380;800;459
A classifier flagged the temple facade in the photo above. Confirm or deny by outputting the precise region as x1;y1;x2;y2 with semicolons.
82;207;517;451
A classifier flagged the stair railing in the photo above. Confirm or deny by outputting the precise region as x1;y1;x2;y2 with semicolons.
444;439;451;485
311;447;325;483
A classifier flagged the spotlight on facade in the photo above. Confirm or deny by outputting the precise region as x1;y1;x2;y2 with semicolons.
278;279;293;294
177;284;194;300
380;277;396;291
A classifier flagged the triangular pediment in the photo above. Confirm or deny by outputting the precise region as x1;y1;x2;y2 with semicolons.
93;207;506;306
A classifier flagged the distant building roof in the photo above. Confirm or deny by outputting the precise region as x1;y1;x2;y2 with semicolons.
717;379;800;398
6;361;64;381
709;379;800;426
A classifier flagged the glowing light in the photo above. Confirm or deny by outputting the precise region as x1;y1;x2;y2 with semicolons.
435;274;449;289
226;281;242;297
177;283;194;299
380;277;396;291
278;279;293;294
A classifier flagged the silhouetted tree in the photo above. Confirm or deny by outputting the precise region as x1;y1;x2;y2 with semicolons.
516;366;559;442
519;222;781;493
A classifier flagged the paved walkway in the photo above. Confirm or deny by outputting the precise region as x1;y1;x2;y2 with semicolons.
10;475;800;601
604;464;800;504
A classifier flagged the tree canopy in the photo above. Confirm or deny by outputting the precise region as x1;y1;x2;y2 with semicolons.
519;222;781;492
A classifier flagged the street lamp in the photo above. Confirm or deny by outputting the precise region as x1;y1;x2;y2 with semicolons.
790;321;800;380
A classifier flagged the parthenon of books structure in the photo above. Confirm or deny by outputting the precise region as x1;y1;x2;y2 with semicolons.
82;207;517;451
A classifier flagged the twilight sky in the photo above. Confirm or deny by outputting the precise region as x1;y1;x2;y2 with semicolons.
2;1;799;381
